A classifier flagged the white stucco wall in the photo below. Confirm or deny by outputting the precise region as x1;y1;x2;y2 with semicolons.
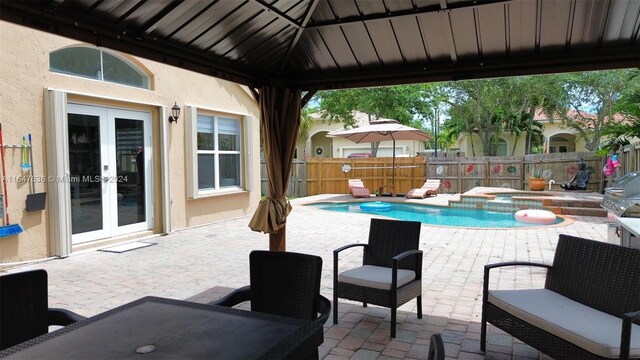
0;21;261;262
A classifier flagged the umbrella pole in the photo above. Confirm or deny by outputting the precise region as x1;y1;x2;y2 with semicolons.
392;138;396;195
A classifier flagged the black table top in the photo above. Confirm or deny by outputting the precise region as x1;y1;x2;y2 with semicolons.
0;296;323;359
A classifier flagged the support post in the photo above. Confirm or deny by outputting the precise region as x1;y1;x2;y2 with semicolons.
269;224;286;251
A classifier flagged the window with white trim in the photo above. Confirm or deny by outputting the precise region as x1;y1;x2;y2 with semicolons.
197;114;241;190
186;106;253;198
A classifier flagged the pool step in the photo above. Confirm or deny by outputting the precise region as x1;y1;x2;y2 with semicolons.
544;198;602;208
560;207;607;217
543;198;606;217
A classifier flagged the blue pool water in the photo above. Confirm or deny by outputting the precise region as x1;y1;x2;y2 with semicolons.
312;202;563;228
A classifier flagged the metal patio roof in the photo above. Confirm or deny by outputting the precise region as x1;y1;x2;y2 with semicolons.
1;0;639;90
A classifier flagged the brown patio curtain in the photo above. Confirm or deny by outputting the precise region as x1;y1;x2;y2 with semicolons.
248;85;302;251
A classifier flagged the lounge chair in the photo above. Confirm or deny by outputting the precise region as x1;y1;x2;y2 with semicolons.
348;179;370;198
406;179;441;199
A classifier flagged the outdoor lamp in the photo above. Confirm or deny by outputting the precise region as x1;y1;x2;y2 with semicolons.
168;102;181;123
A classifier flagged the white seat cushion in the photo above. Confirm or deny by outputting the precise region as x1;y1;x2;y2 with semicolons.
338;265;416;290
488;289;640;358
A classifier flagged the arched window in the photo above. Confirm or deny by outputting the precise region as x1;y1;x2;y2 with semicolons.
50;47;150;89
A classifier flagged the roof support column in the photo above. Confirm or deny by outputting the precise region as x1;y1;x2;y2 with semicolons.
248;85;304;251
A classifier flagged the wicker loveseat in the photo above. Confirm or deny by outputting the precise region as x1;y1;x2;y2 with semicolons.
481;234;640;360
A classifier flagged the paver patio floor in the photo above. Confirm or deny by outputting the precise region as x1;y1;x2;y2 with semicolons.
3;194;609;359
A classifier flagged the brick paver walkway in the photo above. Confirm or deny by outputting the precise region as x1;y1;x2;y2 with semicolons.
2;194;609;359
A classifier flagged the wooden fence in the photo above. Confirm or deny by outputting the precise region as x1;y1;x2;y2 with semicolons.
260;143;640;197
260;160;307;198
305;157;426;196
619;142;640;177
426;152;602;193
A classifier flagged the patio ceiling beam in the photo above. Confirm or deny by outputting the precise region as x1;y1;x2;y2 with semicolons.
287;45;640;90
250;88;260;103
248;0;301;29
306;0;510;29
0;1;265;87
301;90;317;107
278;0;320;73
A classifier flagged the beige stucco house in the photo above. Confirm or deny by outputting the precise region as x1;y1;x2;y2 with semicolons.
295;112;426;160
457;110;591;156
0;22;261;263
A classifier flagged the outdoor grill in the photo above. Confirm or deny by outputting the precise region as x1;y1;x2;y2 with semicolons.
601;171;640;249
601;171;640;218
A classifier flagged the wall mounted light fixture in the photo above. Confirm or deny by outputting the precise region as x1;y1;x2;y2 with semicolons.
168;102;181;123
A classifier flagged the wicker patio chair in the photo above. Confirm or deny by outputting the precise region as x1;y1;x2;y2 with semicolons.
210;250;330;358
428;334;445;360
481;234;640;360
333;218;423;337
1;269;86;350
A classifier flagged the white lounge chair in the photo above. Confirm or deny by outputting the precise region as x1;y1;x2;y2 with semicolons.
348;179;371;198
406;179;441;199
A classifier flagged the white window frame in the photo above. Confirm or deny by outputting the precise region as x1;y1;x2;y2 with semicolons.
186;106;253;198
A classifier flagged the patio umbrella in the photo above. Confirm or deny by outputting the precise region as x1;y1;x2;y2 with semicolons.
327;119;430;191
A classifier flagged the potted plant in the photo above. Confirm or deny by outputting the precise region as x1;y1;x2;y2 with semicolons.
529;166;546;191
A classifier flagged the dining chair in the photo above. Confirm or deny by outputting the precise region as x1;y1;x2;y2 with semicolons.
1;269;86;350
333;218;423;337
210;250;331;358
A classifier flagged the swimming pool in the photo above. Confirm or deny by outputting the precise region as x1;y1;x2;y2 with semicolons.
312;202;564;228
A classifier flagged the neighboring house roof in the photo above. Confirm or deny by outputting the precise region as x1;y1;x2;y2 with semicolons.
534;109;627;131
312;111;400;128
534;109;625;122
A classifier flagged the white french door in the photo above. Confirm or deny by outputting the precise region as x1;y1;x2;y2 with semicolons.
67;104;152;244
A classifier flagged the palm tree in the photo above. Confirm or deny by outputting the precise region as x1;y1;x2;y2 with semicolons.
602;89;640;151
298;106;316;143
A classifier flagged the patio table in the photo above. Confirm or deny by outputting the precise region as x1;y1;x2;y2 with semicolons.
0;296;323;359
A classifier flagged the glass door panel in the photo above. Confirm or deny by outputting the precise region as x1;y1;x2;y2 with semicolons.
115;118;145;226
67;105;110;243
69;113;103;234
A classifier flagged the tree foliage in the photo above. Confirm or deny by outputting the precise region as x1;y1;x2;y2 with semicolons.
314;85;437;155
601;75;640;151
298;105;317;142
553;69;640;151
444;76;563;156
312;69;639;157
314;85;431;127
